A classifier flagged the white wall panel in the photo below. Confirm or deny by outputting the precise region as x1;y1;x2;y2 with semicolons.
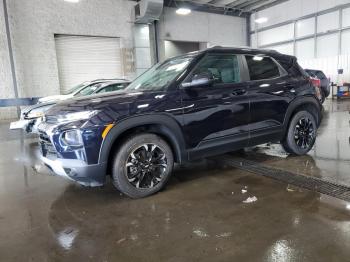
250;33;258;48
251;0;349;31
296;17;315;38
296;39;315;60
341;29;350;55
342;7;350;28
258;23;294;46
268;43;294;55
317;11;339;33
158;7;247;61
317;33;339;58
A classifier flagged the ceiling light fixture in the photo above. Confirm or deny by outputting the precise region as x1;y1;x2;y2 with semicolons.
64;0;80;3
176;8;191;15
255;17;268;24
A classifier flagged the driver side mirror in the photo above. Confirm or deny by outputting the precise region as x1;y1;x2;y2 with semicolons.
181;72;214;88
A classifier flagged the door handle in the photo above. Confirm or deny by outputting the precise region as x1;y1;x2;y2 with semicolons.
232;89;246;96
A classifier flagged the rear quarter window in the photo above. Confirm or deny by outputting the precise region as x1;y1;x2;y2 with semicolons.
245;55;280;81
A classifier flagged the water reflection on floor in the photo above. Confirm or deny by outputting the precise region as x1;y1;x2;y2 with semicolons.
248;100;350;186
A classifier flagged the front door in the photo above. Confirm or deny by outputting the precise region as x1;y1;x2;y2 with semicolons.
179;53;250;159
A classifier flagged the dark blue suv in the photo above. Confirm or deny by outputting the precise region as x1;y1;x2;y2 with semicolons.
38;47;322;198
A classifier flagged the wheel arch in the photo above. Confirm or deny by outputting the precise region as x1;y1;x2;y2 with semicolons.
283;96;322;133
98;114;187;173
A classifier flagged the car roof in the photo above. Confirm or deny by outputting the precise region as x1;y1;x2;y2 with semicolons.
90;78;130;83
169;46;295;61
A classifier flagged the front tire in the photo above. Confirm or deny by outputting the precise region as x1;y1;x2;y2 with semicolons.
112;133;174;198
282;111;317;155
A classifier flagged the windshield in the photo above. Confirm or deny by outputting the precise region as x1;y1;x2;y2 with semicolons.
74;83;102;97
126;56;193;91
63;82;90;95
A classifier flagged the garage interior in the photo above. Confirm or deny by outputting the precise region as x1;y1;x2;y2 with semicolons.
1;0;350;261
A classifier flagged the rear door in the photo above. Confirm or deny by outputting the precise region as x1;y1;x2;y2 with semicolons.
243;55;296;145
180;53;250;158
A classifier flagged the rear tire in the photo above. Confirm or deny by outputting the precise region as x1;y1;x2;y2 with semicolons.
282;111;317;155
112;133;174;198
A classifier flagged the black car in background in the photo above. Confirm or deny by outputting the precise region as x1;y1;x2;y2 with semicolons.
38;47;322;198
305;69;330;102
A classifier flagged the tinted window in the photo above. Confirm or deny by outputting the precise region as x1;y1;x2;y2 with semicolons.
185;54;241;85
75;83;102;97
314;71;326;80
245;56;280;81
97;83;128;93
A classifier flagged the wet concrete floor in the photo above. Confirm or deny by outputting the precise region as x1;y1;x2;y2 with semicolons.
1;100;350;261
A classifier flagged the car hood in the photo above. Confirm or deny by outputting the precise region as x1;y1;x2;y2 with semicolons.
21;101;56;115
38;94;72;103
44;90;163;125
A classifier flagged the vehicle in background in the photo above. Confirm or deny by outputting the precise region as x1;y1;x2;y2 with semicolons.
305;69;330;103
10;79;130;133
37;47;322;198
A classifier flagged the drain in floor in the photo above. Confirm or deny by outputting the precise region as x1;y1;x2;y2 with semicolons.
215;155;350;202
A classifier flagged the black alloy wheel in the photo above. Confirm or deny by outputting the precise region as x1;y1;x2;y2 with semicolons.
126;144;168;189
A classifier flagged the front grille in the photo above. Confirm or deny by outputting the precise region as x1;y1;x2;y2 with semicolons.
39;131;57;159
45;115;58;124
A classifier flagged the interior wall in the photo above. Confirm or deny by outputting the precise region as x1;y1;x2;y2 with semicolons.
250;0;350;85
250;0;350;30
164;40;200;59
157;7;247;61
0;0;17;119
0;0;135;119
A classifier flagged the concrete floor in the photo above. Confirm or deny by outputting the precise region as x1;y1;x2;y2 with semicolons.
1;100;350;261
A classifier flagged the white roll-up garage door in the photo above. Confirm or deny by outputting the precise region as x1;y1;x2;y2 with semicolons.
55;35;122;93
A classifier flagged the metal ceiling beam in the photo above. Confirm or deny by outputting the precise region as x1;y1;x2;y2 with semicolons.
226;0;249;7
164;0;250;16
208;0;240;6
246;0;289;12
235;0;265;9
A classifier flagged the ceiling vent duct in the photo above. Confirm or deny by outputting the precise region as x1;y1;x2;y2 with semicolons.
133;0;163;24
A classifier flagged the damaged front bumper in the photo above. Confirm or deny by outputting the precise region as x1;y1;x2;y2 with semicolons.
10;118;41;133
41;155;106;187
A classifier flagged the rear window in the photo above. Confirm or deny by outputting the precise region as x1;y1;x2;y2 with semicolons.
314;71;326;79
245;55;280;81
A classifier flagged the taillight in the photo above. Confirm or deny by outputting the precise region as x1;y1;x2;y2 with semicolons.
309;77;321;87
309;77;322;101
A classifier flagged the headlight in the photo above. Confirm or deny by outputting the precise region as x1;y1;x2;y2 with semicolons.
27;111;45;119
56;110;99;123
26;104;54;119
60;130;83;147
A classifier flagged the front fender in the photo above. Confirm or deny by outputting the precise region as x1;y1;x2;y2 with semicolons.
98;114;187;165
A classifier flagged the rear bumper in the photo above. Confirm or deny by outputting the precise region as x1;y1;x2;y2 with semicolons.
41;156;107;186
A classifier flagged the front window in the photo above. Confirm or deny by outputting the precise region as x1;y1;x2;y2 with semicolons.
74;83;102;97
183;54;241;86
126;56;193;92
63;82;89;95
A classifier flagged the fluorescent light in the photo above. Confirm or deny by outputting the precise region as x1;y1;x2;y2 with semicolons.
253;56;264;61
64;0;79;3
176;8;191;15
255;17;268;24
